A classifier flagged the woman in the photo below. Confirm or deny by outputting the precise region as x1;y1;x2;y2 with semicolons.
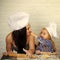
5;12;36;57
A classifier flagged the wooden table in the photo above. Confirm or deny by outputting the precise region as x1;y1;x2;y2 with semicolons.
1;53;60;60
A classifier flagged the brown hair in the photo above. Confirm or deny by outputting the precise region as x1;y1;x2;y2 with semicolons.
12;27;27;53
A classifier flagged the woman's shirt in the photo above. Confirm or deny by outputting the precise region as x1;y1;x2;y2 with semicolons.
36;36;54;53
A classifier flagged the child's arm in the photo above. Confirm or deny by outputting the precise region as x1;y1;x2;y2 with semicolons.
36;50;56;55
41;52;56;55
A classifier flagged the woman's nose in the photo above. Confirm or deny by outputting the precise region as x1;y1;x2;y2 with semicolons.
29;29;31;32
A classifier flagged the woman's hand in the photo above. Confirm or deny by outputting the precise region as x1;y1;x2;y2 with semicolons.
23;48;32;58
3;51;14;56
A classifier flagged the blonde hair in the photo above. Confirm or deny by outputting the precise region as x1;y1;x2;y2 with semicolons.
51;39;56;52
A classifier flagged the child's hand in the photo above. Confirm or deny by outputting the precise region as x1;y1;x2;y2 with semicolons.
23;48;32;58
35;50;41;54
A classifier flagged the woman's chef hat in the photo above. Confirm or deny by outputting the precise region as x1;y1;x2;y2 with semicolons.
45;22;58;38
8;12;29;30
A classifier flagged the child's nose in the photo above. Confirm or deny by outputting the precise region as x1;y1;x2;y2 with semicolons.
40;34;43;38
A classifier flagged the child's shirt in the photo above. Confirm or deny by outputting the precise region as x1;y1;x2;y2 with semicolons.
36;36;54;52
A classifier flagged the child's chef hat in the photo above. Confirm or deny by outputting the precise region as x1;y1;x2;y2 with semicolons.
45;22;58;38
8;12;29;30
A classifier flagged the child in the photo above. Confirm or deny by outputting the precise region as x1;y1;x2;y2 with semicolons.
35;22;58;55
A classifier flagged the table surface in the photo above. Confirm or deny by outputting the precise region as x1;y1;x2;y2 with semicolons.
1;53;60;60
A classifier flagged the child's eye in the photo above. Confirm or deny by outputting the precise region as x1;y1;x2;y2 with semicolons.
43;33;46;35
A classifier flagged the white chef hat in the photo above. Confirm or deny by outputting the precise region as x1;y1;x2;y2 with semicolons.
8;12;29;30
45;22;58;38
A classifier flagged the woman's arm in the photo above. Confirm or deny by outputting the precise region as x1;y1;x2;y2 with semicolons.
28;34;35;54
23;34;35;57
6;33;13;53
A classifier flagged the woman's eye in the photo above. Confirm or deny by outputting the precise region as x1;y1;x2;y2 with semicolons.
40;32;42;34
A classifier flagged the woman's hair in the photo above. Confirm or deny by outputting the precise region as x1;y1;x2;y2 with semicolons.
12;27;27;53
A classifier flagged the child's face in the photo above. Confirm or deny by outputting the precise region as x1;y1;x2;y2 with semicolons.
40;28;51;40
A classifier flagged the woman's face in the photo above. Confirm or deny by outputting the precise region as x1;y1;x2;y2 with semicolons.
40;28;51;40
26;24;31;36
